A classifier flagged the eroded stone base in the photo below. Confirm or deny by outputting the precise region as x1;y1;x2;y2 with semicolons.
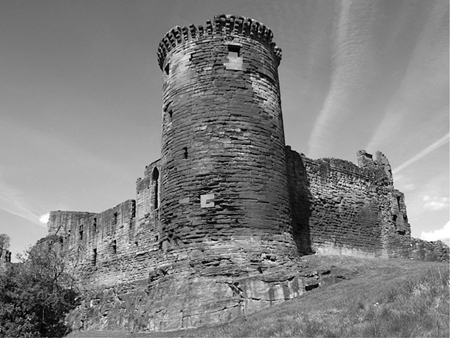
67;239;307;333
68;262;304;332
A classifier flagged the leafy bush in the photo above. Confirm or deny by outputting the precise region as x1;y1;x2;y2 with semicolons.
0;236;80;338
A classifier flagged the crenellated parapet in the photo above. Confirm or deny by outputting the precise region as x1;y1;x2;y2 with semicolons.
157;14;282;70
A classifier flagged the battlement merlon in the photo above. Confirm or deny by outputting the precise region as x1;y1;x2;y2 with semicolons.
157;14;282;70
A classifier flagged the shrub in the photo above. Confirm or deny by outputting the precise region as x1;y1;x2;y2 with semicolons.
0;237;80;338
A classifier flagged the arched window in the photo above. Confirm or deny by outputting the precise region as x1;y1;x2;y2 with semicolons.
152;168;160;209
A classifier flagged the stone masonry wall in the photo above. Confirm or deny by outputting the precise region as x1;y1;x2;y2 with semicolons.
53;145;415;332
285;147;411;258
0;248;11;273
44;13;424;334
62;15;306;332
47;160;163;288
157;14;295;258
48;211;97;237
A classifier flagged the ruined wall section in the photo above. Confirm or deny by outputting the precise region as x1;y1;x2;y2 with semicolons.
381;189;411;257
357;150;411;257
157;14;295;258
48;159;162;288
0;248;11;273
135;159;161;253
285;147;313;255
48;211;96;236
286;147;411;257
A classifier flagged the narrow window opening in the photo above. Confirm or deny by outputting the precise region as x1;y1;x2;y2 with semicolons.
131;201;136;218
112;240;117;254
225;44;244;71
396;196;401;209
93;218;97;233
79;225;83;240
152;168;160;209
113;212;118;225
228;44;240;58
183;147;188;159
164;63;170;75
168;110;173;122
135;241;138;248
92;248;97;266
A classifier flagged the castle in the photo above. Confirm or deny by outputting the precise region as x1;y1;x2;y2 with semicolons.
0;248;11;273
46;14;415;332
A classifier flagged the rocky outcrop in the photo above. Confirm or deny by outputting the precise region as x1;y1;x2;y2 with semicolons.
67;246;306;332
66;251;360;333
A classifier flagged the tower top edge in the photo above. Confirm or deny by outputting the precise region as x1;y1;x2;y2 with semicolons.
157;14;282;70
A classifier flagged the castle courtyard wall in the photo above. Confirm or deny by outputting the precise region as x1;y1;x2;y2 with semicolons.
285;147;411;258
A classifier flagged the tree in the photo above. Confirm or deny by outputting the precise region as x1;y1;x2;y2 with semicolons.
0;236;80;338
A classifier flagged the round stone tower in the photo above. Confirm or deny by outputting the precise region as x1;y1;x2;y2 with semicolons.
157;14;296;257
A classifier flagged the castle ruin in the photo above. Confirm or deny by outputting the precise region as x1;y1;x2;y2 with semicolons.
46;14;414;332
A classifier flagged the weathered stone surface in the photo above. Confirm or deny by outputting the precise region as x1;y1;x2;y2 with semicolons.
285;147;411;258
158;17;292;256
0;247;11;273
42;13;440;335
66;249;306;332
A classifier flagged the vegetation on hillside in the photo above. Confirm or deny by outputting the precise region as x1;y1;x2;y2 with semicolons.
186;259;449;338
66;256;449;338
193;268;449;338
0;236;80;338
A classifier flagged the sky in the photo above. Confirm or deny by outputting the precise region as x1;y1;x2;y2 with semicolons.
0;0;448;259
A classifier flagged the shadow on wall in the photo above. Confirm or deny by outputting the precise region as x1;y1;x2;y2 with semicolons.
285;147;313;255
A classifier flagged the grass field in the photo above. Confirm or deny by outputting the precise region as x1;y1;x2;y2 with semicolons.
67;255;449;338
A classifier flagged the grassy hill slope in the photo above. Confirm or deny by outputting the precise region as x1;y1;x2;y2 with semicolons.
67;255;449;338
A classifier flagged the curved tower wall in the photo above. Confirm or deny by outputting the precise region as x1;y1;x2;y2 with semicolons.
157;14;295;254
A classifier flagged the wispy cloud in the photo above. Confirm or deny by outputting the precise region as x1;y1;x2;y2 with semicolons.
0;171;44;226
365;0;448;152
422;195;449;211
393;173;415;192
307;0;381;157
392;133;449;174
0;120;136;226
